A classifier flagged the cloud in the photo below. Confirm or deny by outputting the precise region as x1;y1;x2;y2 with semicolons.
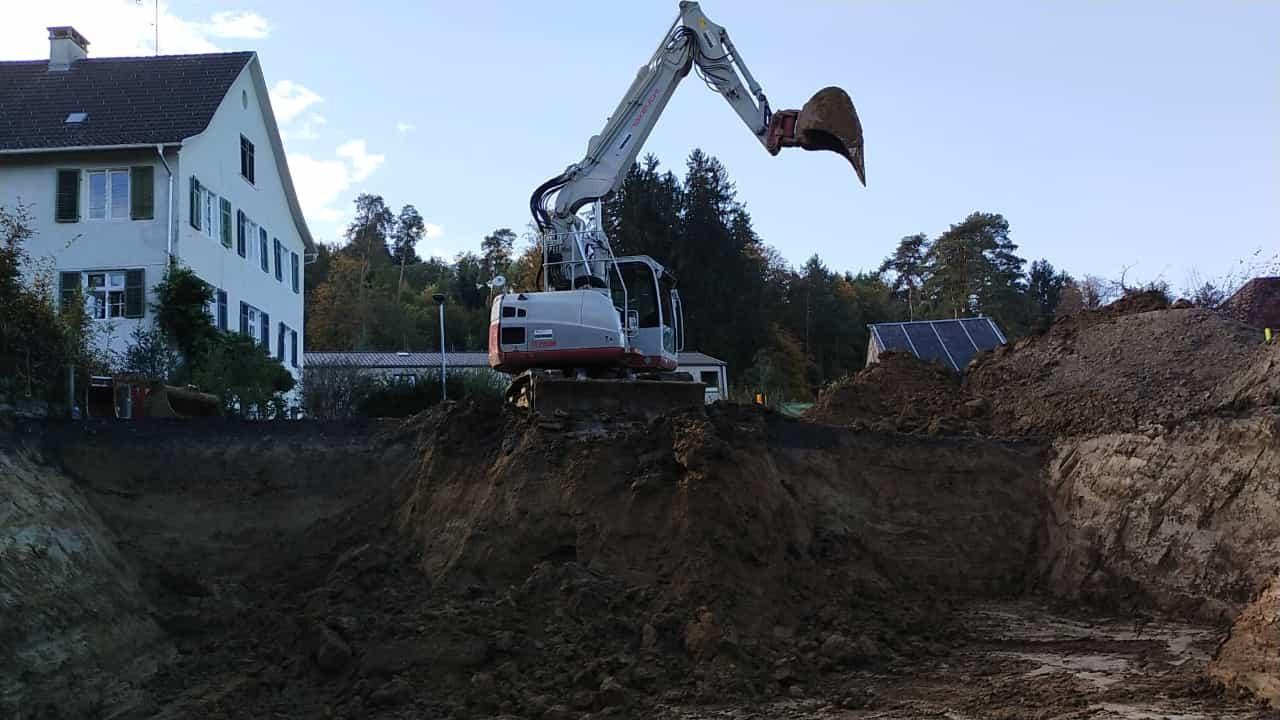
0;1;271;58
282;113;327;142
396;121;416;134
290;140;387;235
270;80;323;124
424;223;444;239
336;140;385;183
206;11;269;39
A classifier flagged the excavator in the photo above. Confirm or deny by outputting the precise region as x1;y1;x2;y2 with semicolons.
488;1;864;415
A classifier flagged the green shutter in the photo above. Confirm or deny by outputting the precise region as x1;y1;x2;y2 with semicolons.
130;166;154;220
59;271;80;311
124;269;145;318
220;198;233;248
55;170;79;222
189;177;201;230
236;210;246;257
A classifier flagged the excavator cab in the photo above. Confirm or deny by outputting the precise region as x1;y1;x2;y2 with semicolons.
609;256;682;371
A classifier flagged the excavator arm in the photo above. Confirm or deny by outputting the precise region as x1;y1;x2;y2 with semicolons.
531;1;864;247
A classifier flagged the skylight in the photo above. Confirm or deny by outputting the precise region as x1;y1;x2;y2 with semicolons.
65;112;88;123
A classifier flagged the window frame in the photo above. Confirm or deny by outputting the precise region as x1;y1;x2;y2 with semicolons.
240;135;256;185
85;168;131;222
76;269;143;320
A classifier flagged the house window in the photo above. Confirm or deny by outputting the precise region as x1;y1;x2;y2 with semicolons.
290;252;300;294
240;301;261;342
216;289;228;330
219;198;233;248
203;189;219;240
70;269;145;320
392;373;417;387
55;169;80;222
240;135;255;184
87;271;126;319
86;169;129;221
273;239;283;282
259;228;269;272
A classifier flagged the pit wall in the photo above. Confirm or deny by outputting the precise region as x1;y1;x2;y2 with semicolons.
0;418;408;719
1036;413;1280;622
1;434;170;719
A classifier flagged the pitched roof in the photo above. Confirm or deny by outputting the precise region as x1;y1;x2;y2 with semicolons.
0;52;254;151
869;317;1007;372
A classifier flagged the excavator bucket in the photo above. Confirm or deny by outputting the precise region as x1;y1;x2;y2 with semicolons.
768;86;865;185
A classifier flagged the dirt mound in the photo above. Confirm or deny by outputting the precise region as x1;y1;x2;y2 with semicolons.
966;304;1264;436
804;352;987;433
131;403;1045;717
1222;276;1280;330
1211;575;1280;705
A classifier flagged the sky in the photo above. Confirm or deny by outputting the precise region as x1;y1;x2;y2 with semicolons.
4;1;1278;290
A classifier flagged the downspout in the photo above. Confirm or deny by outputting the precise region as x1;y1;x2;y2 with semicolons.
155;144;174;261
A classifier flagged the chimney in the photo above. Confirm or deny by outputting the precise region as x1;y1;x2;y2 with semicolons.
48;26;89;71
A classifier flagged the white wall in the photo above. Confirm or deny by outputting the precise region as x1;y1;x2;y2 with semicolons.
174;58;306;384
0;148;175;357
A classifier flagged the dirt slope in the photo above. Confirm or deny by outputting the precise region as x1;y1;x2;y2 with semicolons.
967;305;1264;436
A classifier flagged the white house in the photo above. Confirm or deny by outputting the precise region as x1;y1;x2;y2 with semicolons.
0;27;311;383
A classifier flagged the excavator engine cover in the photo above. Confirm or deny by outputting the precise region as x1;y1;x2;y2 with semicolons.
769;86;865;185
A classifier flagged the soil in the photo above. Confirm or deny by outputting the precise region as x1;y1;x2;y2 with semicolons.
966;301;1266;437
803;352;986;434
8;293;1280;718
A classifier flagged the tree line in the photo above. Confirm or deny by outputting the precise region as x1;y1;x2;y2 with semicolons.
304;148;1230;401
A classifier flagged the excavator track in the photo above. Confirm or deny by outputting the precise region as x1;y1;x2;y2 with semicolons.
507;369;705;418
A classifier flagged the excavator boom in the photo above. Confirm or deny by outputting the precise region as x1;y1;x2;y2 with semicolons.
490;1;865;416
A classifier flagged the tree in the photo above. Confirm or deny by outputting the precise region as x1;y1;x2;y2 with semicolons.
880;234;928;320
151;264;216;367
1027;259;1070;329
345;194;395;347
192;332;295;418
391;205;425;270
481;228;517;280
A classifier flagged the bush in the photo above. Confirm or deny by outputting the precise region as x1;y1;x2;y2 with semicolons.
357;371;505;417
190;331;296;418
0;203;105;410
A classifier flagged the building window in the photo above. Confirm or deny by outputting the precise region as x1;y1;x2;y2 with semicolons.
55;169;80;222
240;301;261;342
64;269;145;320
86;169;129;221
290;252;300;294
189;177;202;230
216;289;228;330
236;210;248;257
273;239;283;282
219;198;233;248
240;135;255;184
203;189;219;240
258;228;269;272
392;373;417;387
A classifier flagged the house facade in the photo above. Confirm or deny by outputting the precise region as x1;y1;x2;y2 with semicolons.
0;27;311;383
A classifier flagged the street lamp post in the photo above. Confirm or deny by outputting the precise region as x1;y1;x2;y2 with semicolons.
432;293;447;402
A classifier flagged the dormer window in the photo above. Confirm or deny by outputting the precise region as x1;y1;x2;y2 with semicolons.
65;112;87;123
